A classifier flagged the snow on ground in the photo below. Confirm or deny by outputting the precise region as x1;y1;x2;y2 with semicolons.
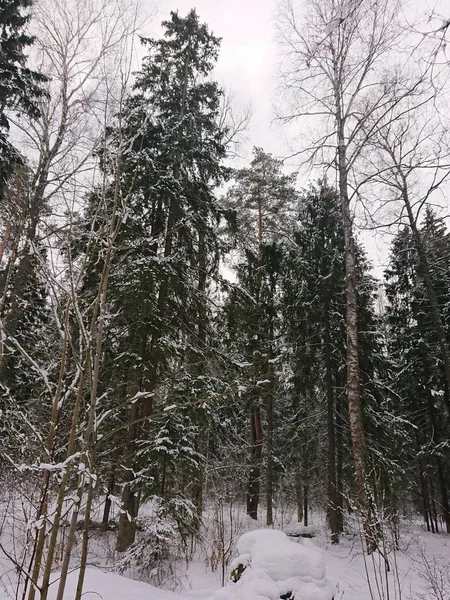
323;525;450;600
47;568;189;600
0;502;449;600
0;567;191;600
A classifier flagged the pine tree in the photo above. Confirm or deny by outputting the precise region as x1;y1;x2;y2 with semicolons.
223;148;297;521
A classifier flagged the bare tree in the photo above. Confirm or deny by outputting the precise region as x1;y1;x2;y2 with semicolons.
1;0;146;378
0;1;151;598
276;0;423;550
218;89;253;159
358;102;450;532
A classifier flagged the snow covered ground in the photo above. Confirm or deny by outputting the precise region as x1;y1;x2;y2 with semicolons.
0;506;449;600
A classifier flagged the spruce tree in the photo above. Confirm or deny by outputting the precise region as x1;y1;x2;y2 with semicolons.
76;9;229;552
385;210;450;533
0;0;46;190
281;181;397;542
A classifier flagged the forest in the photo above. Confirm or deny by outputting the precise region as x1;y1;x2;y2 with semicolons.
0;0;449;599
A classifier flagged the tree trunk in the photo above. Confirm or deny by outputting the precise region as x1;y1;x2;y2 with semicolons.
266;271;276;527
102;470;115;527
296;470;303;523
39;366;87;600
247;407;263;520
24;316;70;600
0;221;11;264
415;431;431;532
116;374;140;552
266;391;274;526
192;226;208;516
303;484;308;528
424;361;450;533
325;313;339;543
337;116;374;552
303;432;309;528
336;389;345;534
430;488;439;534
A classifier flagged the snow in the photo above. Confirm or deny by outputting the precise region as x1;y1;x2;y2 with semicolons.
0;503;449;600
237;529;288;555
213;529;334;600
46;568;189;600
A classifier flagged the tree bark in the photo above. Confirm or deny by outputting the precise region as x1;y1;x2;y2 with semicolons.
247;407;263;520
337;115;374;552
325;312;339;543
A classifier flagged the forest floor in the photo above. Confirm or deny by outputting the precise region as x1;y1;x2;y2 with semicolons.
0;503;448;600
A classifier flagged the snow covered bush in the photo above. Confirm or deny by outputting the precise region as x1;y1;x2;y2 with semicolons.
214;529;335;600
116;496;199;588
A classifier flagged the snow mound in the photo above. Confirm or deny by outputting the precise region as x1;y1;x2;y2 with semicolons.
213;529;335;600
237;529;289;555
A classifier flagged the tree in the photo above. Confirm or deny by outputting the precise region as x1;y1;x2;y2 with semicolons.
0;0;141;371
277;0;418;551
83;9;229;552
363;107;450;417
281;181;346;541
223;148;297;522
385;212;450;533
0;2;145;596
281;180;391;543
0;0;46;192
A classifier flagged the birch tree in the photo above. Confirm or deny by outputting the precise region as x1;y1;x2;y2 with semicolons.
277;0;420;551
0;1;148;598
1;0;144;380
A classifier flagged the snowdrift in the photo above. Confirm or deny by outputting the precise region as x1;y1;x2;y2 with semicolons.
212;529;335;600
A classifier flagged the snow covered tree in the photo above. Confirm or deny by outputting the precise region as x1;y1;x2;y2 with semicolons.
385;210;450;533
0;0;46;192
281;181;397;543
281;181;347;540
223;148;297;522
75;9;229;552
277;0;419;551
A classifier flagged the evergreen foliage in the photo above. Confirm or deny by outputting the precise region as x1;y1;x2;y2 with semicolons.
0;0;46;190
